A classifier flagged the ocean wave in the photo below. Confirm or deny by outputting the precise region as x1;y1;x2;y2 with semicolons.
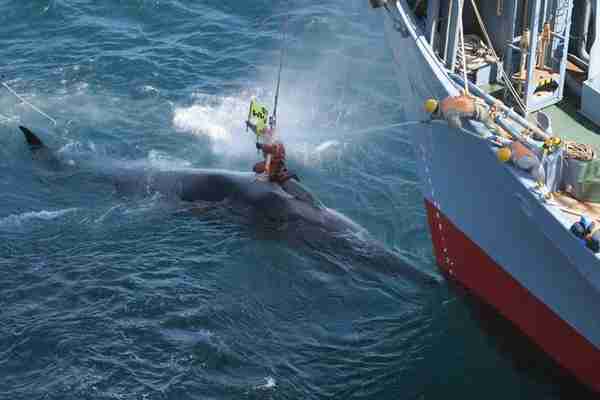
0;208;78;228
141;85;159;94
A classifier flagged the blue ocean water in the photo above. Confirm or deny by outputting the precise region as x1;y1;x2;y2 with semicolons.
0;1;595;398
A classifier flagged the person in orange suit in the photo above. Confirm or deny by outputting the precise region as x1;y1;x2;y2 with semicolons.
253;140;293;184
425;94;497;132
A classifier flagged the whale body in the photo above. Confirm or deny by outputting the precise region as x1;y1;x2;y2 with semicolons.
19;126;438;284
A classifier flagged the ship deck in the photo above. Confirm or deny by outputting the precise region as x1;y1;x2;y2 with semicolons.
545;97;600;149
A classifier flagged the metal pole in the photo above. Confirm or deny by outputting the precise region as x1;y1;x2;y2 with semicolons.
459;0;469;95
450;73;550;141
272;16;289;131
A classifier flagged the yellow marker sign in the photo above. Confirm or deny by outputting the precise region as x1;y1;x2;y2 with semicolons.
248;100;269;136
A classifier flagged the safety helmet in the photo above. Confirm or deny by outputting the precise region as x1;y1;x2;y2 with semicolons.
424;99;439;114
543;136;562;152
497;147;512;163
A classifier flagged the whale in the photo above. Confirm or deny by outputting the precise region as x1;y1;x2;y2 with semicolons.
19;126;362;232
19;125;438;285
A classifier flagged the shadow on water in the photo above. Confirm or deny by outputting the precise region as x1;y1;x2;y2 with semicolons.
175;197;440;290
445;278;598;398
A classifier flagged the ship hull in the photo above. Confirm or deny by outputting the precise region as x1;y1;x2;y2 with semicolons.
383;1;600;391
425;199;600;388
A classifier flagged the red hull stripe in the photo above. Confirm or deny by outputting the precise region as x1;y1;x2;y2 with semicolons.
425;199;600;391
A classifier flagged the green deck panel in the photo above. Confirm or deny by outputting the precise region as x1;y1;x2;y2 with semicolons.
543;98;600;149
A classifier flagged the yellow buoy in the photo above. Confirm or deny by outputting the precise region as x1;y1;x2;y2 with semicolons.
497;147;512;163
424;98;438;114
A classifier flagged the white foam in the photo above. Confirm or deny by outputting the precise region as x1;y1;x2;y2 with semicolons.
254;376;276;390
58;140;87;155
141;85;159;94
0;208;78;228
173;104;231;142
75;82;89;92
93;204;123;224
315;140;341;153
147;149;192;169
172;91;263;156
0;112;18;125
111;150;192;172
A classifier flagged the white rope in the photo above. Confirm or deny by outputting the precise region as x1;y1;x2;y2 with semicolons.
339;121;422;138
469;0;527;115
338;120;498;146
1;81;57;126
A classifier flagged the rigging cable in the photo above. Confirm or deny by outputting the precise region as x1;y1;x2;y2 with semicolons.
264;15;289;174
469;0;528;115
459;0;469;95
1;80;57;126
271;15;289;131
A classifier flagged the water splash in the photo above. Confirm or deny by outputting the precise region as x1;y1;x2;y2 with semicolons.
173;104;231;141
0;208;78;228
315;140;341;153
146;149;192;170
173;91;263;156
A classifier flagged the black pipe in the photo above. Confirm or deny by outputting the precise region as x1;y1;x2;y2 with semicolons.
578;0;593;62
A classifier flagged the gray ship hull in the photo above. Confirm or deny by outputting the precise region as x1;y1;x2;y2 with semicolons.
382;0;600;390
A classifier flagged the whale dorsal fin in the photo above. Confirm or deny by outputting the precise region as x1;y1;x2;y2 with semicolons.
19;126;46;150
